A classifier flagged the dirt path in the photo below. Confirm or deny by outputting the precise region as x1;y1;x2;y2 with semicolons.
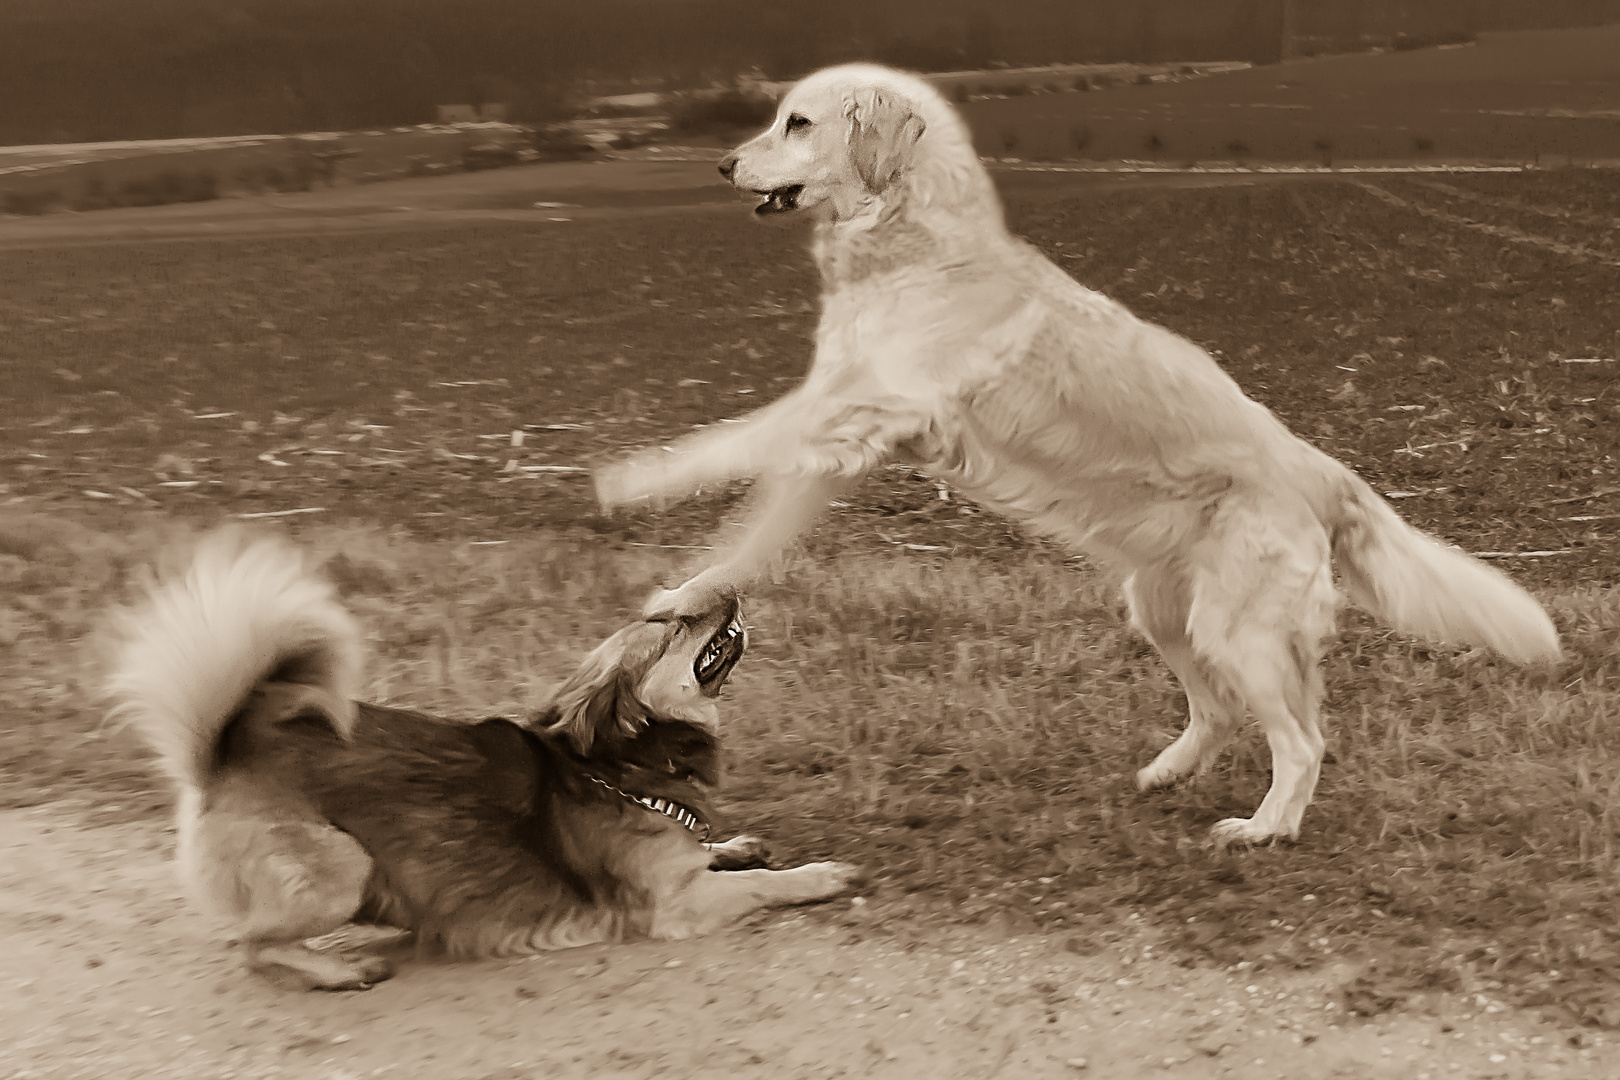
0;159;737;250
1;807;1609;1080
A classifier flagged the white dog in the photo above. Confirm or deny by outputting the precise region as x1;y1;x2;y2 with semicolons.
596;63;1561;845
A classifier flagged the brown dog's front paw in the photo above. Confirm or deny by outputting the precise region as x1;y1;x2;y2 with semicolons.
707;834;771;870
248;943;396;992
349;953;396;986
803;860;866;897
251;939;393;990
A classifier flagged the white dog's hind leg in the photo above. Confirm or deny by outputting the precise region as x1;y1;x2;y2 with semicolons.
1206;659;1327;847
1185;525;1336;846
1125;570;1247;791
1134;654;1244;790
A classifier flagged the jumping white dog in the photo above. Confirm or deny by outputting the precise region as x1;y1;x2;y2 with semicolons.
596;63;1561;845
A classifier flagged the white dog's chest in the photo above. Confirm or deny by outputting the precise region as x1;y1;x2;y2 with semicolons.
903;387;1234;570
814;275;1036;391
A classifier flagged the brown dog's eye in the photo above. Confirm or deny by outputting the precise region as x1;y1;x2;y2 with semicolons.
785;113;811;134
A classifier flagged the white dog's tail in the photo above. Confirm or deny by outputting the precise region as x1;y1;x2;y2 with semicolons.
105;531;365;791
1328;472;1560;664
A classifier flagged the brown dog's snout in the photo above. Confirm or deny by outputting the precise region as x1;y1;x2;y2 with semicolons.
717;153;738;180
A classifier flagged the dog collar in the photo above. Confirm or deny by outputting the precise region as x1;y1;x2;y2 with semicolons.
588;776;710;841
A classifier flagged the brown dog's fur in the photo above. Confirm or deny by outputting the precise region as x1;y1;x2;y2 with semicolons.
105;532;858;990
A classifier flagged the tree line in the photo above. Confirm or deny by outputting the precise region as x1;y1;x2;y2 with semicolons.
1;0;1614;145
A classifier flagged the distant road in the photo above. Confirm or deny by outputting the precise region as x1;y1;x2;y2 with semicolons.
0;152;1580;250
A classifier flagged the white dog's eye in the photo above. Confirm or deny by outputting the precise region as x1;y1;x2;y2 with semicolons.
784;113;812;134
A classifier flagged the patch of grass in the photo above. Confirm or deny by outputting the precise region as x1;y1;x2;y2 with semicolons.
1;168;1618;1022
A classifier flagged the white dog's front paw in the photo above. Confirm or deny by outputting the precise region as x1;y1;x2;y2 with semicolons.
595;456;665;510
1208;817;1294;849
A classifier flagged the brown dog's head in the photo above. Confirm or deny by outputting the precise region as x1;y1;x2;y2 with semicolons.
541;593;746;756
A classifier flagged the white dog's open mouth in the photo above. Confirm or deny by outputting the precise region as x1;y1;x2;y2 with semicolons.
753;184;804;215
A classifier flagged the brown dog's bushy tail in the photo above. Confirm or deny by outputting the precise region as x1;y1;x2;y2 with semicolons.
1328;472;1561;665
105;530;365;791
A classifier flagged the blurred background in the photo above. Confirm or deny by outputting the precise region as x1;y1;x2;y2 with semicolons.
3;0;1620;214
5;6;1620;1071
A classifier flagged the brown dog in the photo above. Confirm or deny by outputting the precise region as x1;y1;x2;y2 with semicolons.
105;532;859;990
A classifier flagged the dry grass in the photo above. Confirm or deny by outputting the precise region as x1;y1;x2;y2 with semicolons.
3;510;1617;1023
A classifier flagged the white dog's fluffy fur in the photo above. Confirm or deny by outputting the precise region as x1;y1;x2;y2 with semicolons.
596;63;1561;845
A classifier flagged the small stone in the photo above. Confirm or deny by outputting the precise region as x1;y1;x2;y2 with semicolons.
1064;1057;1088;1070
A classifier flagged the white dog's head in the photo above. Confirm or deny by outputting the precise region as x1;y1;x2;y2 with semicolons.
718;64;999;226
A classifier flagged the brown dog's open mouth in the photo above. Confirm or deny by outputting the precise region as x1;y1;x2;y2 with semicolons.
694;604;746;694
753;184;804;215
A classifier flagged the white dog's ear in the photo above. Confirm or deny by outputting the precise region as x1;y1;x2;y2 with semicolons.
843;87;926;194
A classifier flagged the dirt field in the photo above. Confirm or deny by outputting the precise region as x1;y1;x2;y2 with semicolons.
4;805;1611;1080
2;158;1618;1078
964;25;1620;165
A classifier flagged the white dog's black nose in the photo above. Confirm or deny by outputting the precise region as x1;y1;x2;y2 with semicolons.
717;154;737;180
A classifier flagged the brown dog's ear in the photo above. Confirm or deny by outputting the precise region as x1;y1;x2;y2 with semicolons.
544;622;670;754
844;86;926;195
